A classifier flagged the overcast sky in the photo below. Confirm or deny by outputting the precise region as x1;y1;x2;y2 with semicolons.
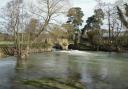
0;0;118;17
0;0;118;26
72;0;118;20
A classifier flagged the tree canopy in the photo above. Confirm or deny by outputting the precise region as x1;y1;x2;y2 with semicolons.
67;7;84;29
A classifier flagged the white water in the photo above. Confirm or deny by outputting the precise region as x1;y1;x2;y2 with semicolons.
59;50;94;56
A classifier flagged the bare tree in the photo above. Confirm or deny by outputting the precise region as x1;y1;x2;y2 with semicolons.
0;0;70;60
0;0;30;59
95;1;123;39
29;0;70;42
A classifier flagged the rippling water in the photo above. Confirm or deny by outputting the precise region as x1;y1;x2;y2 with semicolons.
0;51;128;89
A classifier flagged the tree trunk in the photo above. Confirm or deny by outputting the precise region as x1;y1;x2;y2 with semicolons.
117;6;128;29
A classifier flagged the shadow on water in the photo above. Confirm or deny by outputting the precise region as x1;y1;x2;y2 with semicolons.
15;57;28;70
10;53;85;89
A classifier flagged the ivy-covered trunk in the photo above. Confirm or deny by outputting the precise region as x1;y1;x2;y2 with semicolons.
117;5;128;29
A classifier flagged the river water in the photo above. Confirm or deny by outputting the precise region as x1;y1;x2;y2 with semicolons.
0;51;128;89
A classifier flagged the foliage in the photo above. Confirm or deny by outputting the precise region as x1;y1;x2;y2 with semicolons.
66;7;84;46
62;23;74;41
114;33;128;47
50;25;68;39
87;30;101;45
85;9;104;30
67;7;84;27
31;42;51;49
81;9;104;49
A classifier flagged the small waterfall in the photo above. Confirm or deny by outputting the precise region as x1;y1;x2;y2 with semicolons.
59;50;93;56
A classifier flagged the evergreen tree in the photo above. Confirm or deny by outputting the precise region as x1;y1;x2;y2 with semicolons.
66;7;84;47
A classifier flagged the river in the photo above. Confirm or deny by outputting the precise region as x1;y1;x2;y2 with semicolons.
0;51;128;89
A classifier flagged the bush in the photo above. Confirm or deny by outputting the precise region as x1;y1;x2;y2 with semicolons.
31;42;51;49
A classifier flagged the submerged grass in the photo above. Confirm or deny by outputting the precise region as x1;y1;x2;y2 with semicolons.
22;78;85;89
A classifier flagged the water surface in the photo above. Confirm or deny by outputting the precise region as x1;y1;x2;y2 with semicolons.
0;51;128;89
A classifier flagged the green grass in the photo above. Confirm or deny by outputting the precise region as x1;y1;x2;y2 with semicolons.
0;41;14;47
22;78;85;89
0;41;14;45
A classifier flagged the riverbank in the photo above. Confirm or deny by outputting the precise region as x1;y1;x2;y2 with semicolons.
29;48;52;53
0;49;6;58
78;43;128;53
0;45;128;59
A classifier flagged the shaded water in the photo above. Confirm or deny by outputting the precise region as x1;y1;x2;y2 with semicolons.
0;51;128;89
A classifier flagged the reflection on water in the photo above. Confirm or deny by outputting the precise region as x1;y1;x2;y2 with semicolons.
0;57;16;89
0;51;128;89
